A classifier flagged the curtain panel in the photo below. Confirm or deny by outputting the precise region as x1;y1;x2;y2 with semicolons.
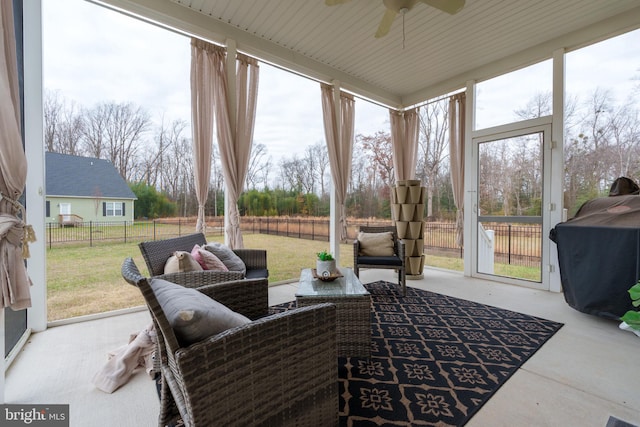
0;1;33;309
448;92;466;247
216;53;259;249
190;38;219;234
190;40;260;248
390;108;420;182
320;84;355;242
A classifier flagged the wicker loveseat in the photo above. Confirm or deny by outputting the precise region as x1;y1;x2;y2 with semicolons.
122;257;339;426
138;232;269;285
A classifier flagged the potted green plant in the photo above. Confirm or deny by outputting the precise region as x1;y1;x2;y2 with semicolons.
619;281;640;337
316;250;336;277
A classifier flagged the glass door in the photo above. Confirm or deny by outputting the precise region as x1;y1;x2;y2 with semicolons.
473;123;551;288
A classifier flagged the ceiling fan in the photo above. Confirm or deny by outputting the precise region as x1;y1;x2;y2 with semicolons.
326;0;465;38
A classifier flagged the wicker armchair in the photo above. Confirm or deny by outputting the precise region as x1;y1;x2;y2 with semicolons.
138;233;269;286
353;225;406;296
122;257;339;427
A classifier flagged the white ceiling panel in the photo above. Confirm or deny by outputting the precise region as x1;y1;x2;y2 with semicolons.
104;0;640;107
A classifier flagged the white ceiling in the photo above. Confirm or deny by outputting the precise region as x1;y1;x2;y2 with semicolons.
102;0;640;108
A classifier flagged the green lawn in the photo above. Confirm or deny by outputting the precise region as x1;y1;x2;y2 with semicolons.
46;234;354;321
46;233;539;321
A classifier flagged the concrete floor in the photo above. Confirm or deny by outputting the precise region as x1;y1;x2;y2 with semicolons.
5;267;640;427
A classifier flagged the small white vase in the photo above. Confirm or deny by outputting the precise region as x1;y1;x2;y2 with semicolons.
316;259;336;277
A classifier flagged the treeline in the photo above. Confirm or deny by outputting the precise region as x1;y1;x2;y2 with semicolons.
44;90;457;220
45;84;640;221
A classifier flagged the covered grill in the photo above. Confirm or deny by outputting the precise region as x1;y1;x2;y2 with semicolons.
550;178;640;320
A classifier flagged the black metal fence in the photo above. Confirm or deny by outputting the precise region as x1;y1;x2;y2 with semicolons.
45;217;542;267
45;218;223;249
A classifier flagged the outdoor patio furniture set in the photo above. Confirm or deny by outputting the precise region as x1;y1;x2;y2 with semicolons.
125;228;406;426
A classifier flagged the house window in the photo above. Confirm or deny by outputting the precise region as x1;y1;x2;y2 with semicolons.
104;202;125;217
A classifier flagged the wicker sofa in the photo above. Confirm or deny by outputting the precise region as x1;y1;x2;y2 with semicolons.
138;232;269;285
122;257;339;426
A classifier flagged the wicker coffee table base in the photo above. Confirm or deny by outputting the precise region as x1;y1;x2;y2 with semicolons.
297;294;371;358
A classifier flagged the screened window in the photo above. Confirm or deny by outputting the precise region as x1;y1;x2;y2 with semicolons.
475;60;552;130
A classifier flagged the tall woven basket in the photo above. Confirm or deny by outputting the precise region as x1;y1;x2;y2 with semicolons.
391;180;425;279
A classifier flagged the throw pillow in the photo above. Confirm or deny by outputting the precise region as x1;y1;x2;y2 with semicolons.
191;244;208;269
150;278;251;345
164;251;203;274
358;231;395;256
198;248;229;272
204;242;246;274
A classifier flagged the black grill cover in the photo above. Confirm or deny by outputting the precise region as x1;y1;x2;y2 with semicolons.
550;194;640;319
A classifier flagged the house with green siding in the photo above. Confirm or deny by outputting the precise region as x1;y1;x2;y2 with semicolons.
45;152;136;225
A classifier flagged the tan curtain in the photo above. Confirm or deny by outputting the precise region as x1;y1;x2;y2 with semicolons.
0;1;34;310
320;84;355;242
390;107;420;182
216;53;259;249
190;38;219;234
449;92;466;247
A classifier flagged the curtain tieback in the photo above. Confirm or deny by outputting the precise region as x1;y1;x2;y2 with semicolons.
0;190;37;259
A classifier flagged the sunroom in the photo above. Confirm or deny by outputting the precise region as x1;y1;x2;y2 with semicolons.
3;0;640;426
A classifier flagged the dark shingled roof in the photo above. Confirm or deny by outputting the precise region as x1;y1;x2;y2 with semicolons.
46;152;136;199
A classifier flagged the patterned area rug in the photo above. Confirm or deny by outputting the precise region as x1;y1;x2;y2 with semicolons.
270;281;563;426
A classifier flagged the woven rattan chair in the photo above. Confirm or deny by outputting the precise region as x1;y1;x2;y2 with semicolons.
138;233;269;286
353;225;406;296
122;257;339;427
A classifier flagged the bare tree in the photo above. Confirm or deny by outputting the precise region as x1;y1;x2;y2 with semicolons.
245;143;272;190
608;100;640;179
478;140;506;215
139;118;187;188
279;155;308;193
82;101;151;181
82;102;108;160
108;102;151;181
43;91;84;155
357;131;394;188
58;102;84;156
514;92;552;120
162;135;189;197
279;154;317;194
308;141;330;196
44;90;62;152
162;135;195;215
301;145;318;194
417;100;449;219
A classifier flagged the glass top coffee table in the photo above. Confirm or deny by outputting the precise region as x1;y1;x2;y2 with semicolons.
296;267;371;358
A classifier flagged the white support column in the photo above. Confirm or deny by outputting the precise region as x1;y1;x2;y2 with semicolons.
329;81;341;263
549;48;566;293
223;39;237;246
24;0;46;334
463;80;475;277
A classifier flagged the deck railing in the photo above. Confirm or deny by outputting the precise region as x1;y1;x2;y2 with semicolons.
57;213;83;226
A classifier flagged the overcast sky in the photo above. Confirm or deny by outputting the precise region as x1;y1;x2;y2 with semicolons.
42;0;640;160
42;0;388;161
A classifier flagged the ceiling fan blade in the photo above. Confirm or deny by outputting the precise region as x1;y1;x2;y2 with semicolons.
325;0;351;5
375;8;397;38
420;0;465;14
